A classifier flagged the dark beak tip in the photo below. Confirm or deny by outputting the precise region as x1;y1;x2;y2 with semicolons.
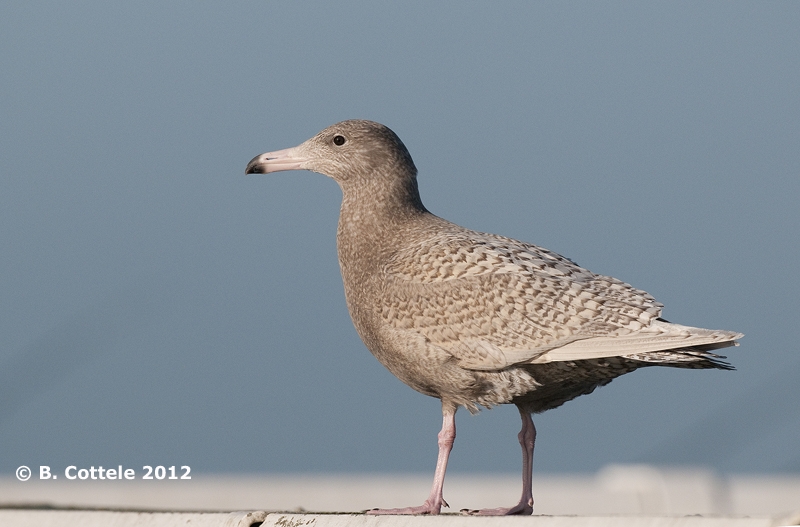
245;153;266;175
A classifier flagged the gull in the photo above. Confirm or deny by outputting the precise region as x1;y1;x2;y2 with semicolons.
245;119;742;515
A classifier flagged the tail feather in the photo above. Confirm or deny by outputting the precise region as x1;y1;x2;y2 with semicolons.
622;345;736;370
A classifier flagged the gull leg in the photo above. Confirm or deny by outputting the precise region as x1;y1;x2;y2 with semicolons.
465;407;535;516
367;410;456;515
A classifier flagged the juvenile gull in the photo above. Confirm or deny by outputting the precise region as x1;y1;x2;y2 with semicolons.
245;120;742;515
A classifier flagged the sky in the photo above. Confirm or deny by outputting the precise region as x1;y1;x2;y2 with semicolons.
1;2;798;480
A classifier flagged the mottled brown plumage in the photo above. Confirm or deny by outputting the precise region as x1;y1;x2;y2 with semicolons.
245;119;742;515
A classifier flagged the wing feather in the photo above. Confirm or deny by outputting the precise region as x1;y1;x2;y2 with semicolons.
377;230;722;371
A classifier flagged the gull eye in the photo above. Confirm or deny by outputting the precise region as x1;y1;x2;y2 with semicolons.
333;135;346;146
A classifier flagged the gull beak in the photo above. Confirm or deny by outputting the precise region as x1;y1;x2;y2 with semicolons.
245;147;307;174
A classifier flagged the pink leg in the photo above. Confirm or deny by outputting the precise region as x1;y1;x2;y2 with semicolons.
367;410;456;515
465;408;536;516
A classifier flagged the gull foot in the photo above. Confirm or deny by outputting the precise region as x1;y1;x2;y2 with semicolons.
461;501;533;516
366;499;447;515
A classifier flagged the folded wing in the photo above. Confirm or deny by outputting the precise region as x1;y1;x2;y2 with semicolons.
380;229;741;371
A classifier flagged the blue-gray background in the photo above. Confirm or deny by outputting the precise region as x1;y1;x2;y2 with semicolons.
2;2;798;478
